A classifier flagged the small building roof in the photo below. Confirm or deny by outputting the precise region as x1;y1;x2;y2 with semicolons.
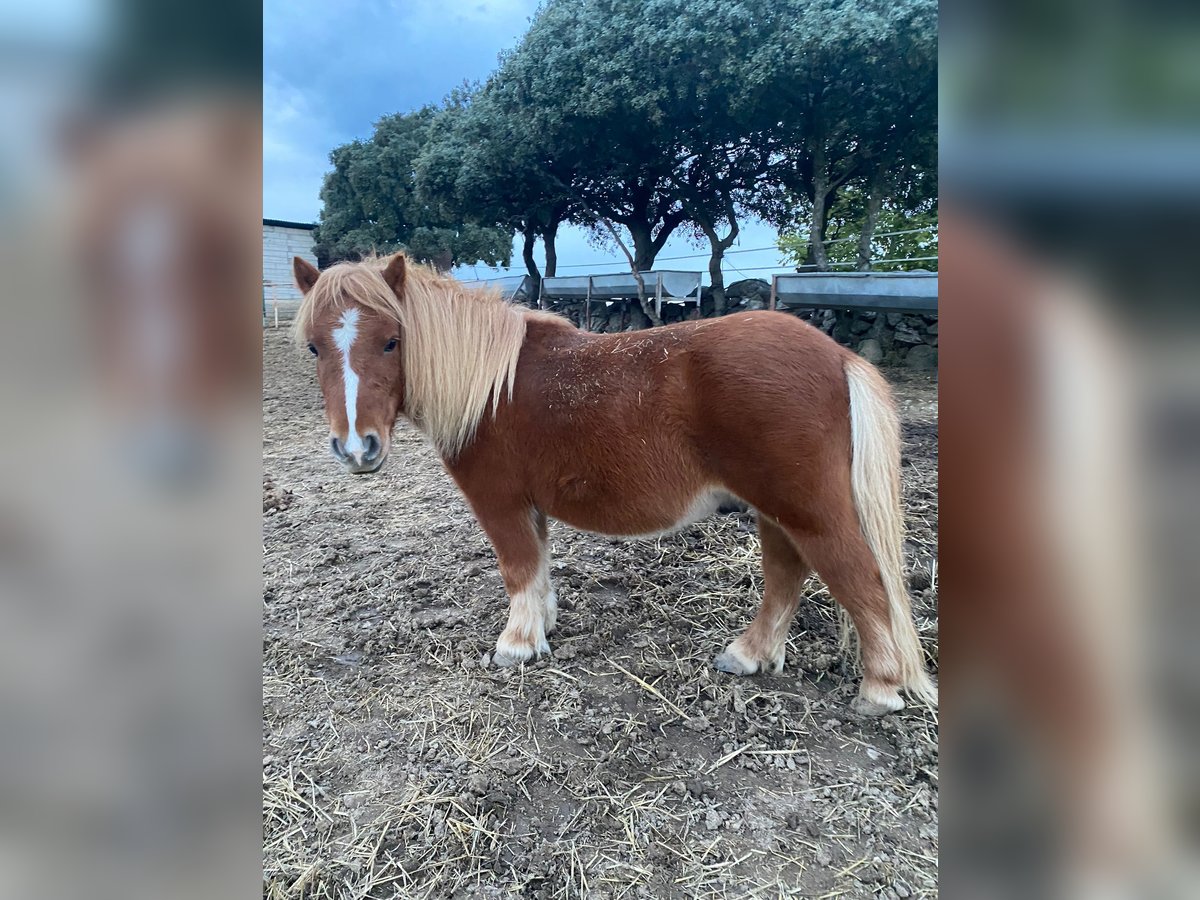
263;218;316;231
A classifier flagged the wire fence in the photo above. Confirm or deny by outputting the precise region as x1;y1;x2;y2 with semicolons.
467;224;938;279
648;226;938;264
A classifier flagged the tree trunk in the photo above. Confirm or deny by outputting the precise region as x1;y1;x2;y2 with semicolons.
596;216;662;327
628;222;656;272
708;246;726;314
521;227;542;305
630;270;658;326
809;165;831;272
431;248;454;274
856;168;885;272
700;214;739;316
543;221;558;278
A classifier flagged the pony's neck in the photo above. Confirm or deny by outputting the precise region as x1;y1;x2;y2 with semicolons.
399;286;527;459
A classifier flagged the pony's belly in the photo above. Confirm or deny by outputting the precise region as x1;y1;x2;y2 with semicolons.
549;487;735;538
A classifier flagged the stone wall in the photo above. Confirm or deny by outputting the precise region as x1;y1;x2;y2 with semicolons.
542;277;938;369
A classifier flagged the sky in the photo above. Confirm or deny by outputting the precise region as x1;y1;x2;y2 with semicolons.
262;0;788;284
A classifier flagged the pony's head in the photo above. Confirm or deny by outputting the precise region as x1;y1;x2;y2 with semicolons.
294;252;529;472
293;254;406;474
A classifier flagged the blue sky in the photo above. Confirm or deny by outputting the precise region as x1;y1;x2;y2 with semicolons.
263;0;787;282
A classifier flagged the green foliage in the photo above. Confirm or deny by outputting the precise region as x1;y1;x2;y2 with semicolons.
482;0;789;267
487;0;936;267
778;187;938;272
413;85;573;254
313;0;938;280
742;0;938;251
313;105;513;268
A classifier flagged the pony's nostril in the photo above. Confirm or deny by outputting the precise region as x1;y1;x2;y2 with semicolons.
362;433;381;461
330;435;348;460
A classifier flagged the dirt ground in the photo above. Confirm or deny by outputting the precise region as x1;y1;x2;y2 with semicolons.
263;324;938;899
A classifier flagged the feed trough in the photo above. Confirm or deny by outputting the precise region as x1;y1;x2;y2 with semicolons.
542;270;703;328
769;272;937;313
460;274;534;302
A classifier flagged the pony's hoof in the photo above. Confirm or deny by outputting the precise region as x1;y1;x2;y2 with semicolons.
492;636;549;668
715;642;785;676
491;648;523;668
713;648;758;676
852;690;905;716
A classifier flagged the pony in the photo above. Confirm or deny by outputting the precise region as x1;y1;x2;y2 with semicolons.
292;253;936;714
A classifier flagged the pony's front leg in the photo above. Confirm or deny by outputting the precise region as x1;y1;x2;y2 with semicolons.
534;510;557;635
479;507;554;667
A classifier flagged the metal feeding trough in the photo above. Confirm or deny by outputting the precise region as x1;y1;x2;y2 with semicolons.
769;272;938;313
541;270;703;328
539;274;592;300
460;274;534;302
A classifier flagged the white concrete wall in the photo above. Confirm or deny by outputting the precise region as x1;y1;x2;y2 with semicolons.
263;223;317;307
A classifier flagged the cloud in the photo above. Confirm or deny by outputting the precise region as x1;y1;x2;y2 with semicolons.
263;0;539;221
390;0;537;29
262;74;338;221
263;76;316;162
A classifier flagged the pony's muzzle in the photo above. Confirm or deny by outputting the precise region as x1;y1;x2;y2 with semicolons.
330;432;385;474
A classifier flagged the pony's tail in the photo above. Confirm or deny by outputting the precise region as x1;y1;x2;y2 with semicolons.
843;356;938;706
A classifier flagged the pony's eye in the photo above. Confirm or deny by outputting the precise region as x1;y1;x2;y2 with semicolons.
307;343;318;357
384;338;398;353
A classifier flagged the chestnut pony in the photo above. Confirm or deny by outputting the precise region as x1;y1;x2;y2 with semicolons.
293;253;935;714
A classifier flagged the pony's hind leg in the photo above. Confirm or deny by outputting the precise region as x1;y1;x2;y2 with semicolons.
789;525;907;715
714;514;810;676
478;507;554;666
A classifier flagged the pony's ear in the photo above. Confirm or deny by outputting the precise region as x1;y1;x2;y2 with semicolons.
293;256;320;295
382;253;406;296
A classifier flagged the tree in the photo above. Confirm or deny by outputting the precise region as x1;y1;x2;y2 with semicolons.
638;0;774;314
486;0;934;303
414;86;576;303
670;149;753;316
487;0;696;274
741;0;937;271
482;0;789;320
314;105;513;269
778;184;938;272
313;0;937;321
840;1;937;270
670;139;773;315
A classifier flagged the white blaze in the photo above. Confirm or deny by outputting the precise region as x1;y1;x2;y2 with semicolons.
331;308;365;455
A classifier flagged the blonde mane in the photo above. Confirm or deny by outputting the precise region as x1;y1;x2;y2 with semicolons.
295;256;528;458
